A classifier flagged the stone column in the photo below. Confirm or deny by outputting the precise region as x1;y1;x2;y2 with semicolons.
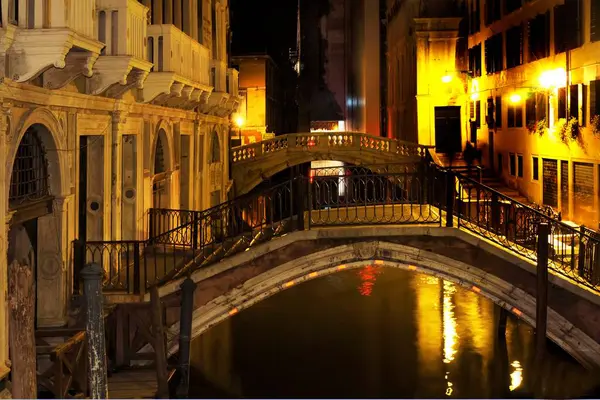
174;0;182;31
152;0;163;24
164;0;173;25
0;102;10;379
182;0;192;36
191;0;198;41
111;111;126;241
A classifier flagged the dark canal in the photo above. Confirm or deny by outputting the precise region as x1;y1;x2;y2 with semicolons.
189;267;600;398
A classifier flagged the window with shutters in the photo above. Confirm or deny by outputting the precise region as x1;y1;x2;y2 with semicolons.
532;156;539;181
495;96;502;128
487;97;495;127
536;93;548;121
506;25;523;69
517;155;523;178
475;100;481;128
507;103;523;128
558;88;567;119
554;0;582;54
469;0;481;34
485;34;503;74
485;0;501;25
528;12;550;61
592;0;600;42
505;0;521;14
590;80;600;117
526;95;536;128
469;45;482;77
570;84;587;126
509;153;516;176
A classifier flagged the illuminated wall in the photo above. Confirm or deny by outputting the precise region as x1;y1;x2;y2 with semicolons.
467;0;600;228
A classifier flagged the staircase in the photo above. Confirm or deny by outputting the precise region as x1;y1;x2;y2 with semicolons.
434;151;529;204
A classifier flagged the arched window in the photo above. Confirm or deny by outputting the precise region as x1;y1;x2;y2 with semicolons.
210;131;220;163
154;134;166;174
9;127;50;207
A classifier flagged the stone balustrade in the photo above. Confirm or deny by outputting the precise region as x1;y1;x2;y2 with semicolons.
211;59;227;92
230;132;431;164
97;0;148;59
147;24;210;86
227;68;239;96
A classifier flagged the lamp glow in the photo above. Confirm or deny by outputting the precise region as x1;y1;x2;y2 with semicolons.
442;75;453;83
509;93;522;104
235;115;245;128
539;68;566;89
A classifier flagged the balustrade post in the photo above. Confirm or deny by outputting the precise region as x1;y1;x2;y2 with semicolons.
81;263;108;399
491;192;500;233
73;239;85;295
133;242;141;295
148;210;155;244
536;222;549;361
445;171;454;227
578;225;586;278
176;277;197;398
192;211;199;251
295;173;305;231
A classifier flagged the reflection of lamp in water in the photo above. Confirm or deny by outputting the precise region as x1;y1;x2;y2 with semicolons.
442;280;458;397
509;360;523;391
357;265;382;296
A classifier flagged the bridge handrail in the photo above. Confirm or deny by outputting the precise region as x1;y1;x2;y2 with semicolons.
72;160;600;296
230;132;433;163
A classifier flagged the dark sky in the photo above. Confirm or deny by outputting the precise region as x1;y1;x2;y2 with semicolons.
230;0;298;63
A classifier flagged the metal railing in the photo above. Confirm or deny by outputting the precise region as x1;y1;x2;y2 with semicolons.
72;161;600;295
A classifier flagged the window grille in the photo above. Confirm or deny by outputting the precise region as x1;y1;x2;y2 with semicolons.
9;128;50;207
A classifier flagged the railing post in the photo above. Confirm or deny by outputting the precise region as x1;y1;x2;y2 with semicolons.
73;239;85;295
81;263;108;399
491;192;500;233
536;222;549;361
578;225;586;278
133;242;141;295
295;174;305;231
150;286;169;399
445;171;454;227
191;211;199;251
176;277;197;398
148;209;155;244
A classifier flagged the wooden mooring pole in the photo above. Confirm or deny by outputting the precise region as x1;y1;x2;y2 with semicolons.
81;263;108;399
150;286;169;398
176;277;197;398
8;260;37;399
536;222;549;360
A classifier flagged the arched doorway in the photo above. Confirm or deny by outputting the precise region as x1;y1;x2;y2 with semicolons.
152;129;170;209
7;124;57;328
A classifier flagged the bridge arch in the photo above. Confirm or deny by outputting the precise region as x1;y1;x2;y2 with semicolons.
168;240;600;369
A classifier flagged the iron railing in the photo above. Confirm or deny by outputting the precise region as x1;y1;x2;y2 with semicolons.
453;171;600;289
72;161;600;295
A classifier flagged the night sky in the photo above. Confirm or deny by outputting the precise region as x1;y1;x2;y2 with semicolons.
230;0;298;63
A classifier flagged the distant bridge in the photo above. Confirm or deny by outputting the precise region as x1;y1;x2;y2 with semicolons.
229;131;431;195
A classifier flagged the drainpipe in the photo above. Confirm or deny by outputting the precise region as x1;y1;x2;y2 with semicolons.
111;108;124;241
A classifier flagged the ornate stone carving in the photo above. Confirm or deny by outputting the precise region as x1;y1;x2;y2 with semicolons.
37;252;62;281
352;241;380;260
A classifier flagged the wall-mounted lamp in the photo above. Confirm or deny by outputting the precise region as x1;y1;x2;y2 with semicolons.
509;93;522;104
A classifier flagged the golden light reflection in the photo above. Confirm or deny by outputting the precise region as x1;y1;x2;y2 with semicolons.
509;360;523;391
442;280;458;364
509;93;522;104
442;75;453;83
415;275;442;379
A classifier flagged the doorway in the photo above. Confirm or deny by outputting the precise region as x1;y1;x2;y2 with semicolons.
434;106;462;154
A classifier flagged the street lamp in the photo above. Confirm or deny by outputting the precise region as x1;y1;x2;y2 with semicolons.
234;114;245;144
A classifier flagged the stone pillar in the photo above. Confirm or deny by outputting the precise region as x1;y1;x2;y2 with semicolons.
164;0;173;25
174;0;182;30
182;0;192;36
111;112;126;241
0;102;10;379
152;0;163;24
36;197;68;327
191;0;198;41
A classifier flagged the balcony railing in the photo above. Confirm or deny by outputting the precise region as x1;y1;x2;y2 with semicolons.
147;24;210;86
226;68;239;96
97;0;148;60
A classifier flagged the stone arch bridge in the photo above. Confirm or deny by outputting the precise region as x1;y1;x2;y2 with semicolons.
230;132;432;195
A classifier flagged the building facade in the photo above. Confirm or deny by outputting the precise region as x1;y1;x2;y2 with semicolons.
231;55;283;144
0;0;239;383
465;0;600;227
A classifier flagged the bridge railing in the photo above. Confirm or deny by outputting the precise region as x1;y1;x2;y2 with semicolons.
72;161;600;295
230;132;431;164
452;170;600;289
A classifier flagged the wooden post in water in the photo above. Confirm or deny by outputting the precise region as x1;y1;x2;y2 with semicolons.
8;260;37;399
176;277;197;397
150;286;169;398
536;222;549;359
497;307;508;338
81;263;108;399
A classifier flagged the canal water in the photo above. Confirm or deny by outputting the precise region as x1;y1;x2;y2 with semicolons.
189;267;600;398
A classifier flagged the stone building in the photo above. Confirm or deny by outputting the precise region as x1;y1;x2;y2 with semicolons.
388;0;600;227
0;0;239;382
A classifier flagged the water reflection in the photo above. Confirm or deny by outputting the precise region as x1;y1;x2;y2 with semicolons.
190;267;600;398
